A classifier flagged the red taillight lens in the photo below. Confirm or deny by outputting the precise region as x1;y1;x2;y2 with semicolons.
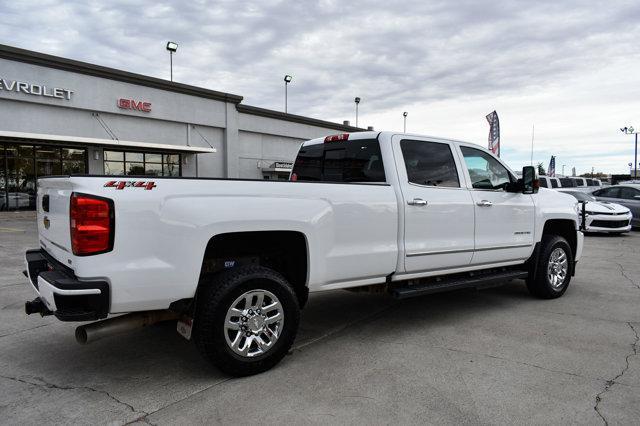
70;193;114;256
324;133;349;143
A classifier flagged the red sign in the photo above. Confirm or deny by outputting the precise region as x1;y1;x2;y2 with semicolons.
117;98;151;112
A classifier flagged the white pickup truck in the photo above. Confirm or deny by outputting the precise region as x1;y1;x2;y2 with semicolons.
24;131;583;376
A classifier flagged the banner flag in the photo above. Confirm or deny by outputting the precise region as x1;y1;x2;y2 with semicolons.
486;111;500;157
548;156;556;177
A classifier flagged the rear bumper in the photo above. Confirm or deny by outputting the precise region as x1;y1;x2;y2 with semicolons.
24;249;110;321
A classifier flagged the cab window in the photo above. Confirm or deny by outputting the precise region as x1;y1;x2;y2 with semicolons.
539;178;548;188
400;140;459;187
460;147;513;190
292;139;385;183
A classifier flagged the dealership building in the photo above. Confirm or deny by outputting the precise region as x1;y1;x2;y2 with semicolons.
0;44;362;210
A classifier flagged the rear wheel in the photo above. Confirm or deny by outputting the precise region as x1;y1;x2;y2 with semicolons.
193;265;300;376
526;235;572;299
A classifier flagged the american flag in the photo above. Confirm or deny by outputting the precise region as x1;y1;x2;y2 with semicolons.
486;111;500;157
548;156;556;177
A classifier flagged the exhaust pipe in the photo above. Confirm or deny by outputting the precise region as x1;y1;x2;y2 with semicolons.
75;310;178;345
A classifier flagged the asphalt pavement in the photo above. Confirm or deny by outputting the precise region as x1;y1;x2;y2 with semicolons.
1;211;638;425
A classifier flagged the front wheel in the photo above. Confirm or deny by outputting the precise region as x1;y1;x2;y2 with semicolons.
193;266;300;376
526;235;572;299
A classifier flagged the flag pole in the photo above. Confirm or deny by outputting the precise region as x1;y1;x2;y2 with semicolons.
530;124;535;166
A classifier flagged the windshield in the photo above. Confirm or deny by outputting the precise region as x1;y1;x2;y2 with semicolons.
565;191;596;202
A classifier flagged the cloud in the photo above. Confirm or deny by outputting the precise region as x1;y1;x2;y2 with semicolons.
1;0;640;173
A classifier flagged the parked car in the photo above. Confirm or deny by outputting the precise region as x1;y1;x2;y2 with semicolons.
591;184;640;228
539;176;561;189
23;131;583;376
564;191;632;234
563;177;602;192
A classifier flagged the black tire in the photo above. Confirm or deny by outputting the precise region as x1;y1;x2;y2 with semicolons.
193;265;300;376
526;235;572;299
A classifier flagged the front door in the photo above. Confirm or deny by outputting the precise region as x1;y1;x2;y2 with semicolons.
458;145;535;265
394;137;475;273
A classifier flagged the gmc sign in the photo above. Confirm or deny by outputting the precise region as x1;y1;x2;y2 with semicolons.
117;98;151;112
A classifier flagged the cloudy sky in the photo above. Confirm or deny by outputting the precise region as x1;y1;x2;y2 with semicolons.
2;0;640;175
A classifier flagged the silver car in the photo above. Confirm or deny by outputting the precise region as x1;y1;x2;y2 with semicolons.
592;184;640;228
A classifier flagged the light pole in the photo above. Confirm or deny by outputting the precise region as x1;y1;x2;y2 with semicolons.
403;111;408;133
284;75;292;113
166;42;178;82
620;126;638;178
354;97;361;127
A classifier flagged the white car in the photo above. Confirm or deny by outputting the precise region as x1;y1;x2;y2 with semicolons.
539;176;561;189
563;191;632;234
23;131;583;376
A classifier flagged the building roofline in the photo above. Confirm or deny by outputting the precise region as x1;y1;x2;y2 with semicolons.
0;43;367;132
0;44;244;104
237;104;364;133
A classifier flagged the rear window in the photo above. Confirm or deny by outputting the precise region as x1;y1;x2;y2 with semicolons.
292;139;385;183
560;178;576;187
550;178;559;188
539;178;548;188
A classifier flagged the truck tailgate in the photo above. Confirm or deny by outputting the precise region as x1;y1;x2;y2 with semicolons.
37;178;75;263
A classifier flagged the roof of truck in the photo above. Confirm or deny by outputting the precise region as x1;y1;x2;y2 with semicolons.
302;131;480;147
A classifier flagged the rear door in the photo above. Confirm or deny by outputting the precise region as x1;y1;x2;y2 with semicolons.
457;145;535;265
392;136;475;273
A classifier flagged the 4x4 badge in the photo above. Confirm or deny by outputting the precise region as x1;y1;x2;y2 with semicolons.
104;181;156;190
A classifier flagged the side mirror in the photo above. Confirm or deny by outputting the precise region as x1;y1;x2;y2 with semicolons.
522;166;539;194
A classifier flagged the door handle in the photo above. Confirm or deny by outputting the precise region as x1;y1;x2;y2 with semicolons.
408;198;428;206
476;200;493;207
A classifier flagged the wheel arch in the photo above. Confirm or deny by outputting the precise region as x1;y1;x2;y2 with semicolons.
542;219;577;258
198;230;309;307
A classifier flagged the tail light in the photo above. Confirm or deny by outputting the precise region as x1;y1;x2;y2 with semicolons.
324;133;349;143
70;193;114;256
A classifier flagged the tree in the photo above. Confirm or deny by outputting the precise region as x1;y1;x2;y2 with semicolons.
537;162;546;175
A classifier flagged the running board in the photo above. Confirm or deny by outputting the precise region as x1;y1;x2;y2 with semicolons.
390;270;529;299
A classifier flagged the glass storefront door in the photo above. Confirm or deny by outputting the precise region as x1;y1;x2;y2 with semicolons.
0;142;87;211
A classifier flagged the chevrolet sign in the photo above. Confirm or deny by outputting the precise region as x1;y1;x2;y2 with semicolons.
0;78;73;100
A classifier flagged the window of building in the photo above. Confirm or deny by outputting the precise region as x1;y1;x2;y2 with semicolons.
103;150;181;176
1;143;87;211
460;146;513;190
400;140;459;187
291;139;385;183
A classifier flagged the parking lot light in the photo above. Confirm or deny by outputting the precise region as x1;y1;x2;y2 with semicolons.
166;42;178;81
620;126;638;178
284;75;292;113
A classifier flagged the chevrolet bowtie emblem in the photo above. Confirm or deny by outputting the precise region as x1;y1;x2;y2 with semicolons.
43;216;50;229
